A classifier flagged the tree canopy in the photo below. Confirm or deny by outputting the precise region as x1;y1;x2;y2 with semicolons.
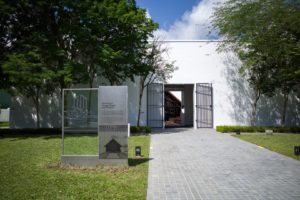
0;0;158;127
212;0;300;125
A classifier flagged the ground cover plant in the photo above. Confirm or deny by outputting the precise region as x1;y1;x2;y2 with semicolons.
0;134;150;199
0;122;9;127
216;125;300;133
234;134;300;160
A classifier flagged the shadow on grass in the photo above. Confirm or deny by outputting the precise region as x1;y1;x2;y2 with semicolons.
2;134;98;141
128;158;153;166
151;127;195;134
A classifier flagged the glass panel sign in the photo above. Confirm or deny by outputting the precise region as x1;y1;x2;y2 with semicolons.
98;86;128;159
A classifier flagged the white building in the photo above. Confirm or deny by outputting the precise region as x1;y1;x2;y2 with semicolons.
9;41;300;129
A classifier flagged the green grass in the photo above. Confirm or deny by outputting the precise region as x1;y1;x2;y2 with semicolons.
63;134;98;155
0;135;151;200
0;121;9;127
234;134;300;160
216;125;300;133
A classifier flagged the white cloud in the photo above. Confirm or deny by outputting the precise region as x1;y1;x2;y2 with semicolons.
155;0;226;40
146;9;152;19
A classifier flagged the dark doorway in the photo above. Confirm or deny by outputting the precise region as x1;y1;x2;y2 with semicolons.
164;84;194;128
165;91;182;127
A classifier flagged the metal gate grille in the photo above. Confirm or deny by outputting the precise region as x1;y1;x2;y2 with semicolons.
147;83;164;128
196;83;213;128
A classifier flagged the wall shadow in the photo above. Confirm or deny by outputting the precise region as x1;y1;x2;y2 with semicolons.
222;54;300;126
10;90;61;128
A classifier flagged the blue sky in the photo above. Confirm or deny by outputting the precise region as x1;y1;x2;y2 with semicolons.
136;0;224;40
136;0;200;30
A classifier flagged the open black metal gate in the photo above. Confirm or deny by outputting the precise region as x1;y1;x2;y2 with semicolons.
147;83;164;128
196;83;213;128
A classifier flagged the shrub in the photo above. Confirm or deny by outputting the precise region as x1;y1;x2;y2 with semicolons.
144;126;151;133
216;125;300;133
0;128;61;135
130;126;151;135
0;122;9;127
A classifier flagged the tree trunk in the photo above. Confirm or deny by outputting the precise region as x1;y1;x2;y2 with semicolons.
281;92;289;127
250;90;261;126
137;86;144;127
87;79;93;124
33;95;40;129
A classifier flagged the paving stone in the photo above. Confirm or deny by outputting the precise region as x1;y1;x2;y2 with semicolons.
147;128;300;200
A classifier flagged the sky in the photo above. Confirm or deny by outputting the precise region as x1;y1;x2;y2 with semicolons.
136;0;225;40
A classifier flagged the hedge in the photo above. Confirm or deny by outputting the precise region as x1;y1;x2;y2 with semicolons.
0;122;9;127
130;126;151;135
0;128;61;135
216;125;300;133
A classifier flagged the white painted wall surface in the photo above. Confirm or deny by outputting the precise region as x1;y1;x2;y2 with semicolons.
0;108;10;122
162;41;300;127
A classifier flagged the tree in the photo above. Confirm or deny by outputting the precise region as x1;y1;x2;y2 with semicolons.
136;39;177;127
0;0;79;127
0;0;75;93
1;0;158;128
3;44;54;128
212;0;300;126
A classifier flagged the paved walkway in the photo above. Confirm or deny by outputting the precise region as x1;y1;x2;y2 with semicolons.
147;129;300;200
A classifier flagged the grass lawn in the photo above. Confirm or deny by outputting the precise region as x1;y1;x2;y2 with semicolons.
234;134;300;160
0;134;150;200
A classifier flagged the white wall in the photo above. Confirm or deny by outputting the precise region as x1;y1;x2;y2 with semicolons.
10;79;147;128
10;92;61;128
125;78;147;126
163;41;300;127
0;108;10;122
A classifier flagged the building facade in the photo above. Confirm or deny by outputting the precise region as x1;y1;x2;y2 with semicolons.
9;41;300;129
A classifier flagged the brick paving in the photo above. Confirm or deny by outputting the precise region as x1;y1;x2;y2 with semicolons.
147;128;300;200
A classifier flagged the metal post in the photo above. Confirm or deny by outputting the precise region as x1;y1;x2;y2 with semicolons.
61;89;64;155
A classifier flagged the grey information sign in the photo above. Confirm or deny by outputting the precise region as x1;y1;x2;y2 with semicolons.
98;86;128;159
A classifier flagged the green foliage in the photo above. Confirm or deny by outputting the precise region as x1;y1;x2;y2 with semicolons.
1;0;159;128
130;126;151;135
212;0;300;125
144;126;151;133
70;0;158;86
1;0;158;109
0;135;151;199
0;122;9;127
234;134;300;160
0;128;61;135
216;125;300;133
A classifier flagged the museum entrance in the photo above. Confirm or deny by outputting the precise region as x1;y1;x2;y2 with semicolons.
147;83;213;129
164;84;194;128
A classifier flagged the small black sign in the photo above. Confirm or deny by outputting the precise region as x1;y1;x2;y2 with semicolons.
295;146;300;156
135;146;141;157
